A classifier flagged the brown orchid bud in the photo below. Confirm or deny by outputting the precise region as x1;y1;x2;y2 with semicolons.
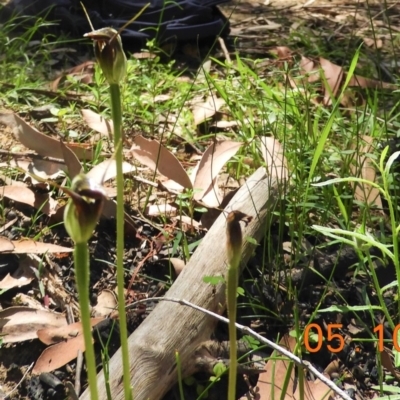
64;174;106;244
226;211;253;267
84;27;127;85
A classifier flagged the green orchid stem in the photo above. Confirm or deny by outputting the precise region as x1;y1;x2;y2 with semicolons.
227;266;238;400
110;83;132;400
74;242;99;400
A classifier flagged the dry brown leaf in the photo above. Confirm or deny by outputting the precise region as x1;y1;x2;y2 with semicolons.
350;135;382;209
213;120;240;129
172;215;201;229
193;140;242;203
81;109;113;139
271;46;294;67
380;347;400;380
60;140;82;179
199;178;222;208
0;256;37;290
33;334;90;374
300;56;316;76
15;159;66;182
0;236;14;252
87;159;135;184
192;96;225;126
258;335;296;400
145;203;177;217
301;375;334;400
51;60;95;91
347;74;396;90
162;258;186;276
0;185;59;216
1;159;65;188
92;291;116;318
37;317;105;345
363;37;383;49
260;137;289;180
258;335;333;400
101;198;137;235
0;236;72;254
0;306;67;343
0;113;93;160
284;50;396;107
319;58;344;106
130;135;192;189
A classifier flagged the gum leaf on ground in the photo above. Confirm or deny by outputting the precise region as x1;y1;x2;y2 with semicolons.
81;109;113;139
33;332;92;374
0;236;72;254
350;135;382;210
0;306;67;343
257;335;334;400
130;135;193;189
0;185;60;216
0;256;37;290
37;317;105;346
192;96;225;126
260;137;289;180
193;140;243;206
272;47;396;107
0;112;93;160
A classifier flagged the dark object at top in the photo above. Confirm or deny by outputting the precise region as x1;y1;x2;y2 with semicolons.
3;0;230;44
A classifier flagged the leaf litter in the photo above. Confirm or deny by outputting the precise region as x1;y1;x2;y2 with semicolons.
0;2;399;398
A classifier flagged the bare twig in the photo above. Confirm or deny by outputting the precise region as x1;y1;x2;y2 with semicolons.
75;349;84;396
218;37;232;63
126;297;352;400
4;362;34;400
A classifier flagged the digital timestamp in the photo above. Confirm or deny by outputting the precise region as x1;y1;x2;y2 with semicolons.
304;323;398;353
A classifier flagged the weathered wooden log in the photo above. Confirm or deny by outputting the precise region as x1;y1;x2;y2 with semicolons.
81;167;283;400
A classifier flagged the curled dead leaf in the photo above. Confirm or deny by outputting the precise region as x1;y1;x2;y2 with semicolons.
92;291;117;318
192;96;225;126
193;140;243;205
0;256;37;290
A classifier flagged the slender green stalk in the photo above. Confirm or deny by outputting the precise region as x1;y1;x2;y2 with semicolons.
226;211;251;400
227;266;238;400
110;82;132;400
75;242;99;400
